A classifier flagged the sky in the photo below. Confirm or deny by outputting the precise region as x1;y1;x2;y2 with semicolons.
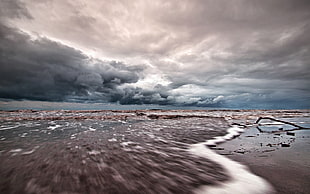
0;0;309;109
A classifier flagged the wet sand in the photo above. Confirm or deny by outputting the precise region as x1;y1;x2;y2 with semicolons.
214;117;310;194
0;109;309;193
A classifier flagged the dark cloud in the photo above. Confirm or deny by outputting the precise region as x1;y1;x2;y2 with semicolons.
0;21;225;106
0;23;143;102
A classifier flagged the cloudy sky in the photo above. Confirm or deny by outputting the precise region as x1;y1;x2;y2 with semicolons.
0;0;309;108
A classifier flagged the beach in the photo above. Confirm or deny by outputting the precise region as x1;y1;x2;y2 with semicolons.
214;116;310;194
0;109;309;193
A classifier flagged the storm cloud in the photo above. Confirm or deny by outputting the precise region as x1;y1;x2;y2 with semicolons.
0;0;310;108
0;23;143;102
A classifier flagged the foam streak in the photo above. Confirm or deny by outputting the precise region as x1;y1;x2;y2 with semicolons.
190;126;275;194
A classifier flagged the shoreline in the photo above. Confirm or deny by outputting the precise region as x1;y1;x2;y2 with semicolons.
190;125;274;194
0;110;309;193
214;120;310;194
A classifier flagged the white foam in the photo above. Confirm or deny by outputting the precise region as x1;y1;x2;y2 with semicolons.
70;134;77;139
205;126;244;147
47;125;62;130
0;125;19;131
190;126;274;194
88;150;100;155
108;138;117;142
120;141;135;146
9;148;23;153
20;133;28;138
89;127;96;131
22;147;38;155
